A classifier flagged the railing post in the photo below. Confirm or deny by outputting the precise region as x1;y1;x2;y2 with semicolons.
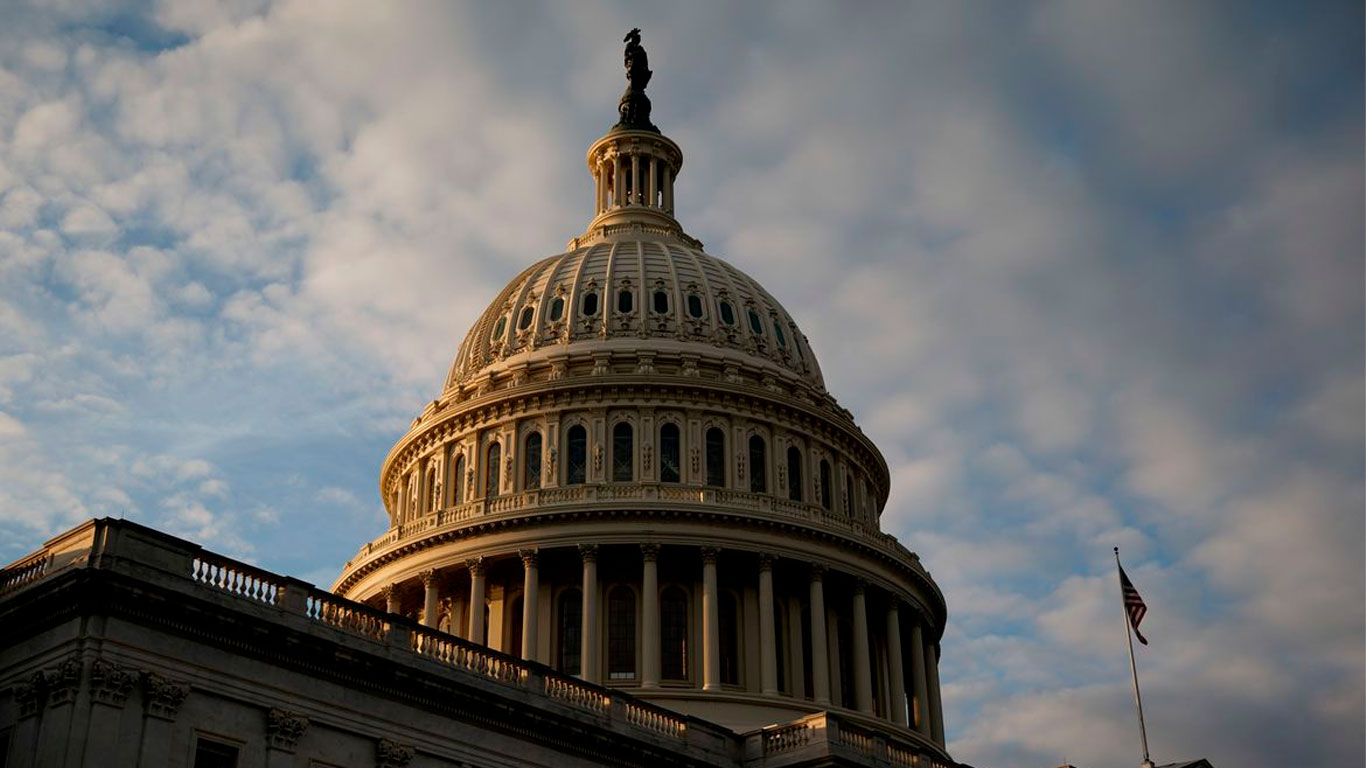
388;621;412;650
277;578;312;614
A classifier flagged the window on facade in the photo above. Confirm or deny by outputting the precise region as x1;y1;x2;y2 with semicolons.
485;442;501;498
749;435;767;493
820;460;832;510
617;289;634;314
718;301;736;326
659;423;681;483
607;586;637;679
653;290;669;314
705;428;726;487
687;293;704;318
566;426;587;485
557;589;582;676
747;309;764;335
524;433;542;490
518;306;534;331
491;315;507;342
661;586;689;680
582;292;599;316
508;595;524;659
193;739;239;768
720;590;740;686
452;454;465;504
612;422;634;482
549;296;565;321
787;447;803;502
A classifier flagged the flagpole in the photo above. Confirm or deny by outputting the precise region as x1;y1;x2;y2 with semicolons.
1115;547;1154;768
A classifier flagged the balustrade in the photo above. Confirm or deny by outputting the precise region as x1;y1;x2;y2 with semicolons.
762;721;812;754
306;591;389;642
623;701;687;739
0;553;52;595
544;675;611;715
191;553;281;606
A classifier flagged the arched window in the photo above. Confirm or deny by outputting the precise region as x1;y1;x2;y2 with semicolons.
485;442;501;498
617;289;633;314
566;425;587;485
774;320;787;348
718;301;736;327
661;586;689;681
686;293;704;318
518;306;534;330
424;466;437;514
747;309;764;336
491;315;507;342
582;292;599;317
607;586;637;680
508;595;524;659
820;459;832;510
524;432;542;490
659;423;681;483
705;428;726;487
549;296;565;321
612;422;634;482
557;589;582;676
652;290;669;314
787;446;803;502
749;435;767;493
720;590;740;686
452;454;465;504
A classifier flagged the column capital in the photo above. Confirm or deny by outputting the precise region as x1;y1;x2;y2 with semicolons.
757;552;776;571
578;543;599;563
699;546;720;565
379;583;397;600
809;563;826;580
519;548;539;567
465;557;485;576
419;569;438;587
853;578;867;595
640;542;660;561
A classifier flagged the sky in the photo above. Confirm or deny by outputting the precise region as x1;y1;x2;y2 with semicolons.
0;2;1361;767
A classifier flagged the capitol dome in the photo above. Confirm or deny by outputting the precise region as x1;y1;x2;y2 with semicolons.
334;31;951;762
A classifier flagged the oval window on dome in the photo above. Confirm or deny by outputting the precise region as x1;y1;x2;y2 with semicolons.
687;293;704;318
617;289;633;314
653;290;669;314
718;301;736;326
549;296;564;321
491;316;507;341
518;306;534;331
747;309;764;335
773;320;787;348
582;292;599;317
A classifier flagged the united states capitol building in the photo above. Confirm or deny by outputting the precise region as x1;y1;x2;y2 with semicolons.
0;33;960;768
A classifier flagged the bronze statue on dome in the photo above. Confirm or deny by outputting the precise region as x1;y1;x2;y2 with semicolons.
615;28;659;133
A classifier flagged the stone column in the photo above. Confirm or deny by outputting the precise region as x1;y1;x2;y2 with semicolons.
701;546;721;692
758;553;778;696
631;152;641;205
640;543;661;689
420;569;440;629
467;558;486;644
662;166;673;213
786;596;806;699
382;584;400;615
886;600;907;727
910;618;931;736
594;161;603;215
808;565;831;705
520;549;539;662
613;159;624;209
580;544;600;683
852;580;874;713
647;157;658;208
926;641;945;744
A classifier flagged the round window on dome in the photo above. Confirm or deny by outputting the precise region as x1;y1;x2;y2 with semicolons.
687;293;704;318
718;301;736;326
582;292;599;316
617;289;634;314
747;309;764;335
491;316;508;341
549;296;564;321
653;290;669;314
518;307;534;331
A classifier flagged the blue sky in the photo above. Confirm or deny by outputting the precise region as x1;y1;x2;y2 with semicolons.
0;2;1361;767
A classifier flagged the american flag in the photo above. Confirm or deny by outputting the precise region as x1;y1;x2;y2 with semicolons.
1118;562;1149;645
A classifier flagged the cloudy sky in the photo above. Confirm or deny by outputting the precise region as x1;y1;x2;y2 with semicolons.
0;2;1361;766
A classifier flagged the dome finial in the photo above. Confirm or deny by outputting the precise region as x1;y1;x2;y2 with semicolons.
614;28;659;133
